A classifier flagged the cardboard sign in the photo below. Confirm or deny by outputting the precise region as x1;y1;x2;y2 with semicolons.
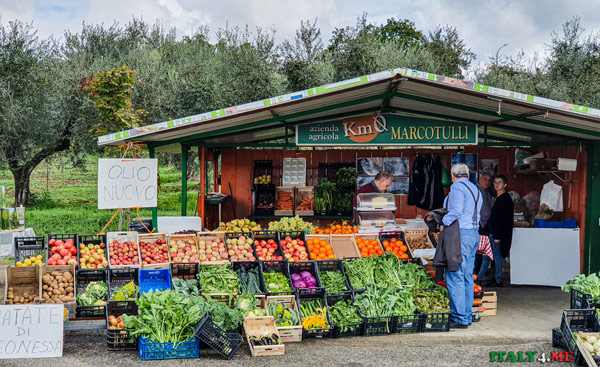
0;304;64;359
97;158;158;209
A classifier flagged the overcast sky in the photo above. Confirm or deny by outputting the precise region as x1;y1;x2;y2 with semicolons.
2;0;600;74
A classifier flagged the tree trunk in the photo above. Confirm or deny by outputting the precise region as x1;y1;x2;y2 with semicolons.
13;168;33;206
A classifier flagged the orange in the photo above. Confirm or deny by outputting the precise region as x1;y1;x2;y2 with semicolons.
400;244;408;252
382;240;390;247
400;253;409;259
328;254;335;259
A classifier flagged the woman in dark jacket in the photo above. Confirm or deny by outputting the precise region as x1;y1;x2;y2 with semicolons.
477;174;513;287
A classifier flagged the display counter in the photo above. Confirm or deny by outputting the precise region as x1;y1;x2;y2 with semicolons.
510;227;580;287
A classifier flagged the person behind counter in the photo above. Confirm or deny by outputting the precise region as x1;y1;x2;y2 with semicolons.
352;171;392;222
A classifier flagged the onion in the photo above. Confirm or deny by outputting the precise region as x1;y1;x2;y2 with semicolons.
294;280;307;289
291;273;301;282
300;271;313;279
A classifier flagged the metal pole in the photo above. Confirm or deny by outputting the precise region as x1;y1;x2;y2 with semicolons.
181;145;189;216
149;145;158;231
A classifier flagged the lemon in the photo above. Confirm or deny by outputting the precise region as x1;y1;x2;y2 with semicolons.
16;261;23;266
23;259;32;266
37;255;43;260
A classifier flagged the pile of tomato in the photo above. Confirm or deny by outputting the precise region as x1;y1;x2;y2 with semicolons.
314;221;358;235
381;237;410;260
355;236;385;258
306;238;336;260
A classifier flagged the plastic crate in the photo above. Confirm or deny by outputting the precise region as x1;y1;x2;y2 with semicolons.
552;327;568;350
342;257;368;292
252;231;284;260
297;288;333;339
253;185;276;216
315;260;352;295
327;293;364;338
107;268;139;299
47;233;78;265
170;263;199;279
14;236;46;264
260;260;294;296
75;268;108;319
106;300;138;350
139;269;171;294
392;314;421;334
278;231;310;260
561;309;600;353
288;261;322;296
138;336;199;360
571;289;600;309
232;261;264;294
474;291;484;299
534;218;577;228
224;232;256;261
420;312;451;332
254;160;273;180
193;312;243;360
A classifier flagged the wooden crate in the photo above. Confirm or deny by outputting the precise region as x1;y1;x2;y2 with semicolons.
275;187;294;216
404;228;434;259
330;234;360;259
294;186;314;216
306;233;331;243
576;332;600;367
167;234;199;263
354;234;384;252
139;233;170;269
4;265;42;304
265;295;302;343
482;291;497;316
198;231;228;264
244;316;285;357
41;264;76;304
106;232;141;269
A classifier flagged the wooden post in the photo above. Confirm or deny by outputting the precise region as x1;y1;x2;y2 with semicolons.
149;145;158;231
199;146;206;228
181;145;189;216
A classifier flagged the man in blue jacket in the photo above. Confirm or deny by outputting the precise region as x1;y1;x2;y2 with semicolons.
442;163;483;329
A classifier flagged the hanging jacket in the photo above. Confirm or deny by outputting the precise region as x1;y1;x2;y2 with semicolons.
408;155;444;211
431;157;445;210
408;155;426;206
428;208;462;273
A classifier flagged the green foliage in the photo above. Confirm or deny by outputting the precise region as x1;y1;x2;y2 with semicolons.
81;65;145;135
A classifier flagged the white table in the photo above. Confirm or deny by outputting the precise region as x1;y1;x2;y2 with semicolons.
510;227;580;287
0;228;36;257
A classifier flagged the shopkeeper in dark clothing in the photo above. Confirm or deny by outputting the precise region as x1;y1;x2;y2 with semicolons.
353;171;392;222
477;174;514;287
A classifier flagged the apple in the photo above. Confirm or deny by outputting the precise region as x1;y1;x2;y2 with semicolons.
280;237;308;262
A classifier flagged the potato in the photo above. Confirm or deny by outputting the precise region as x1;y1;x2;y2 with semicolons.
51;271;61;277
63;272;73;281
8;287;13;292
23;292;30;299
67;292;74;298
28;296;34;301
65;286;74;293
58;287;65;295
7;293;14;300
7;300;13;304
42;284;48;290
53;289;62;296
60;296;71;302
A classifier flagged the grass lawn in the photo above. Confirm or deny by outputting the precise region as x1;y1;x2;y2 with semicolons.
0;156;199;236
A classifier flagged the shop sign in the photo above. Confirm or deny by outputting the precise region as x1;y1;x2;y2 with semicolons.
295;113;477;146
97;158;158;209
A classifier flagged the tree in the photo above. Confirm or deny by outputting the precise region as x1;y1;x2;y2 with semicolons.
0;21;79;205
425;25;475;78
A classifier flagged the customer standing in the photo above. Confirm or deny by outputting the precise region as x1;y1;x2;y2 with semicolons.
442;163;483;329
477;174;514;287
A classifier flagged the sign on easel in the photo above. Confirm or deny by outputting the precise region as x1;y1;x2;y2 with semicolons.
97;158;158;209
0;304;64;359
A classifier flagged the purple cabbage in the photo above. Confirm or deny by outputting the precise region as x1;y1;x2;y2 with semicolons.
293;280;307;289
300;271;313;279
304;275;317;286
291;273;301;282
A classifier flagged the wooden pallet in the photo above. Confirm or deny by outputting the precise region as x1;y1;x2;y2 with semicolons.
481;291;497;316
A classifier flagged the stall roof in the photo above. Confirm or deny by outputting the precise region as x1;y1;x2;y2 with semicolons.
98;67;600;150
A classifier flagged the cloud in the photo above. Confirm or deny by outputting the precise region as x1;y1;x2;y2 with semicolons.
2;0;600;75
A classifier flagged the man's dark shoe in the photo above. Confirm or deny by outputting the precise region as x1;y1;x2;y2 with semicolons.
485;281;504;288
449;321;468;329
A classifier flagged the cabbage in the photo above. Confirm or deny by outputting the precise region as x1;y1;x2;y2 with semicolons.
304;275;317;286
293;280;307;289
291;273;301;282
300;271;312;279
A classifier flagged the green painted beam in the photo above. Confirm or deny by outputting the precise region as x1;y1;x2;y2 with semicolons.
181;145;189;216
148;145;158;231
584;142;600;274
394;92;600;138
129;92;392;146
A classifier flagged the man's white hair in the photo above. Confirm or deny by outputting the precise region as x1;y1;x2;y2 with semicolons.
451;163;470;178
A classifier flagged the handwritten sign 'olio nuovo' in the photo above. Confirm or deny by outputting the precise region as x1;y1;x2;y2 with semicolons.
97;158;158;210
0;304;64;359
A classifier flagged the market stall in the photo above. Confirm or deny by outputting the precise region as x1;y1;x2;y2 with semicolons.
5;66;600;361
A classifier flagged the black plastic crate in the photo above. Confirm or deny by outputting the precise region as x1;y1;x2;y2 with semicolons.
561;309;600;353
552;327;568;350
392;314;421;334
420;312;451;332
232;261;264;294
474;291;484;299
289;261;322;295
252;231;284;260
14;236;47;264
224;232;256;261
359;312;394;336
170;263;199;280
315;260;352;295
378;231;417;261
297;289;333;339
253;184;275;216
75;268;108;319
47;233;78;267
327;293;364;338
253;160;273;179
277;231;306;244
107;268;139;299
106;300;138;350
259;260;294;295
342;257;369;292
571;289;600;309
193;312;243;360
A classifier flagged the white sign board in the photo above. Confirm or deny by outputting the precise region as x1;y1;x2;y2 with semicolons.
0;304;64;359
98;158;158;209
